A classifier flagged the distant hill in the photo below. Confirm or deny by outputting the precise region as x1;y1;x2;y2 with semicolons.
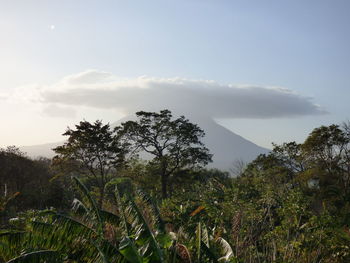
21;141;61;159
20;116;269;171
196;117;269;170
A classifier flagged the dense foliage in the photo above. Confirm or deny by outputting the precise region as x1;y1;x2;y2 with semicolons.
117;109;212;198
0;147;70;225
1;112;350;262
53;120;129;207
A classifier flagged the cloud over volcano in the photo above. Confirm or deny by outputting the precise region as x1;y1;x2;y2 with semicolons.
38;70;326;119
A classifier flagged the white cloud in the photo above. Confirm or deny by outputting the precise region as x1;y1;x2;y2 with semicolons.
37;70;326;119
5;70;326;120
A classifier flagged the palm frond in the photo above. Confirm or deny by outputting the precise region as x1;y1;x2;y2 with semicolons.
216;237;234;262
30;212;101;260
136;189;166;234
196;222;202;261
202;223;210;248
6;250;61;263
114;185;130;236
0;231;28;260
34;210;96;241
72;177;103;234
99;210;121;227
72;197;90;216
0;230;27;247
125;195;164;262
119;236;143;263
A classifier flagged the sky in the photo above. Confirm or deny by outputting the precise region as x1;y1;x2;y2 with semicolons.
0;0;349;148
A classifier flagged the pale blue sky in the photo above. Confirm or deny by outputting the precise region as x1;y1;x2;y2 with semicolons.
0;0;349;148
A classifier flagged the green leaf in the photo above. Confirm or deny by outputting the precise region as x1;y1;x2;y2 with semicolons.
6;250;61;263
119;237;143;263
73;177;103;235
125;195;164;262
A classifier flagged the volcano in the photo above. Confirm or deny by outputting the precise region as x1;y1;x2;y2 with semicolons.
21;116;269;171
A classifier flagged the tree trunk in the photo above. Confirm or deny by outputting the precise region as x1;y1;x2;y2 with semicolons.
98;186;104;209
161;174;168;199
160;158;169;199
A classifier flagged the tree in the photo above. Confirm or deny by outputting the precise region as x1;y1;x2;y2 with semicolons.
0;147;67;215
302;124;350;208
117;110;212;198
53;120;129;207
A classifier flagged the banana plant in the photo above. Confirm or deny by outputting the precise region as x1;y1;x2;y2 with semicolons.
1;177;236;263
0;177;122;263
0;177;175;263
195;222;237;263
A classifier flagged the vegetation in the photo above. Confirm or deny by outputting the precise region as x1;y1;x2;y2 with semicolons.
53;120;129;207
1;110;350;262
0;146;69;223
117;109;212;198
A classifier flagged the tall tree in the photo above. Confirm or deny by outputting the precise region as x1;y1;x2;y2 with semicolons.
53;120;129;207
117;110;212;198
302;124;350;206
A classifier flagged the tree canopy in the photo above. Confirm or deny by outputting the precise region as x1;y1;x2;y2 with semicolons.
117;110;212;198
53;120;129;207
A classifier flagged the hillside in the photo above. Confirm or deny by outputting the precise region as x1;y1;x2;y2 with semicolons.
21;116;269;171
